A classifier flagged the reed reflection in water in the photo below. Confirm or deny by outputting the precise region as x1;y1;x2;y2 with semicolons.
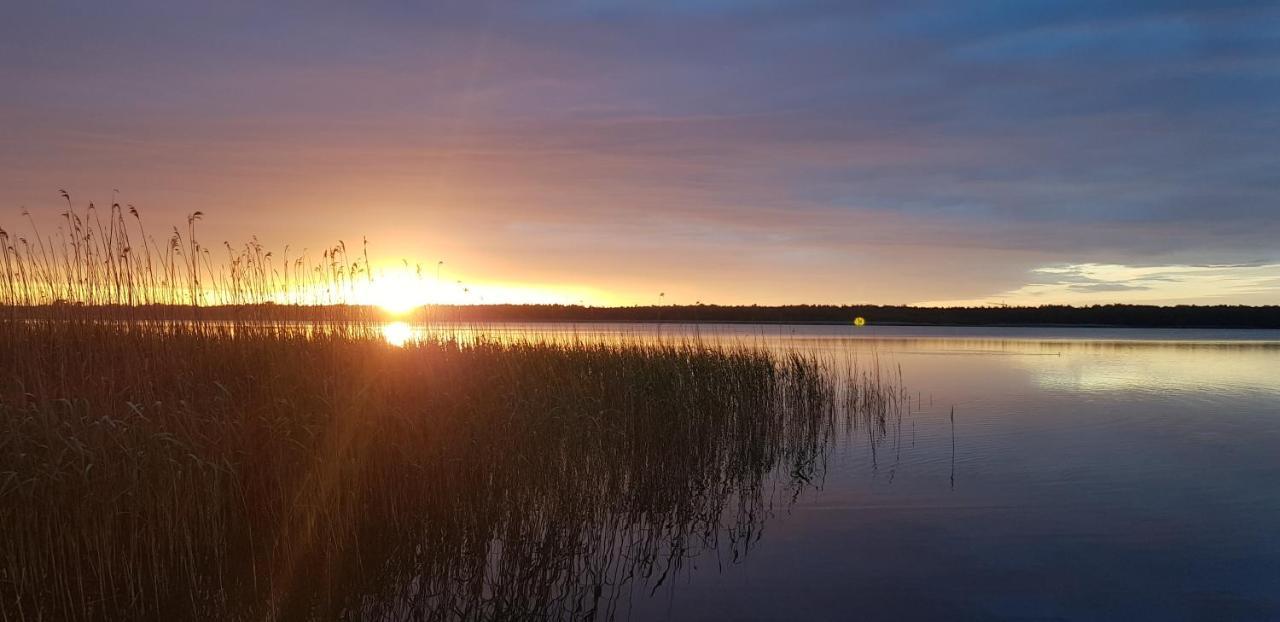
0;321;910;621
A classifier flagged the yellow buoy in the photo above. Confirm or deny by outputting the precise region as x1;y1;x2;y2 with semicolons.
854;316;866;327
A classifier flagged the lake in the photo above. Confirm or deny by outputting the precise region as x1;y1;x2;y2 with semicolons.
400;323;1280;620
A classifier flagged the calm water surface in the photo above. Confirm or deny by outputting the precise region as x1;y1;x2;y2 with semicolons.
405;323;1280;621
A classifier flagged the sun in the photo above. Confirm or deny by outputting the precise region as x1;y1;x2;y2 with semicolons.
368;273;427;315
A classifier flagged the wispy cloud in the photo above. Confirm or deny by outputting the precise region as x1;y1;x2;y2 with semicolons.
921;263;1280;306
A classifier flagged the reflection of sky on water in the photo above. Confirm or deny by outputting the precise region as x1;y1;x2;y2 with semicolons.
368;322;1280;617
400;321;1280;397
407;323;1280;619
1026;344;1280;396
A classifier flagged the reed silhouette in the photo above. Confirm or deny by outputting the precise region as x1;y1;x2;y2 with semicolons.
0;201;911;620
0;321;911;620
0;197;389;325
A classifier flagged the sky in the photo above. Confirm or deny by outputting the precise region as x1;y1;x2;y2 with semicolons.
1;1;1278;306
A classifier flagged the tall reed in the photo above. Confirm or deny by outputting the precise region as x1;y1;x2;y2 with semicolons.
1;196;384;323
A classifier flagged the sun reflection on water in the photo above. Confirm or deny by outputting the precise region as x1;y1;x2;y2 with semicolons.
381;321;414;347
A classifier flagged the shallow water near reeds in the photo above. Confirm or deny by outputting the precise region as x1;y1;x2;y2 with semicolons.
394;322;1280;620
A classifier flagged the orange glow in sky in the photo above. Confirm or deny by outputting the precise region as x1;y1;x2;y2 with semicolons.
358;267;613;312
1;4;1277;306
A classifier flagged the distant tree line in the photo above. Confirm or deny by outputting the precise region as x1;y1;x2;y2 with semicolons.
428;303;1280;328
9;302;1280;328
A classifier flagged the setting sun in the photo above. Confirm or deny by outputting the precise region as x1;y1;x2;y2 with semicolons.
367;273;428;315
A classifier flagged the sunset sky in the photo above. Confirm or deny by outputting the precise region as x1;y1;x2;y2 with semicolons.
2;1;1278;306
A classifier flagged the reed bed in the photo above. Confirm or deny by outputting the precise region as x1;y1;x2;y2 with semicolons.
0;201;908;620
0;319;912;621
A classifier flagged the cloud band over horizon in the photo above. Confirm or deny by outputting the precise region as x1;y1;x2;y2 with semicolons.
2;1;1278;305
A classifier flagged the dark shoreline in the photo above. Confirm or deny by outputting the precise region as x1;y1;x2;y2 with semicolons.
7;303;1280;329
